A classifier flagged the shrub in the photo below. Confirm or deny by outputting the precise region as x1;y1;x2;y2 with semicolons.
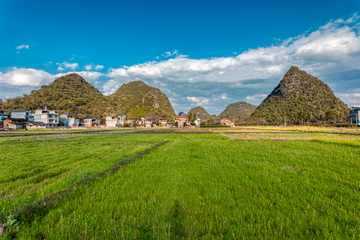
175;122;178;127
183;122;187;127
191;122;196;126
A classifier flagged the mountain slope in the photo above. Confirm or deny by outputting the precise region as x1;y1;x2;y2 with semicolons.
249;66;349;124
107;81;175;119
219;101;257;119
2;74;176;119
187;106;211;120
2;73;110;118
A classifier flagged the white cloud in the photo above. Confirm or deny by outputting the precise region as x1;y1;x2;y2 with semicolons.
2;13;360;114
15;44;29;50
246;94;268;102
57;66;65;71
0;68;53;87
95;65;104;70
63;62;78;70
85;65;92;71
162;50;179;58
187;96;209;105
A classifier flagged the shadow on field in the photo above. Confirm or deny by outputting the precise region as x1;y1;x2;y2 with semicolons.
312;139;360;148
167;200;186;238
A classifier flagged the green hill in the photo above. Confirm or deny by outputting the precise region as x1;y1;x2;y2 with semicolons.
187;106;211;120
218;101;257;119
2;74;175;119
249;66;349;124
107;80;175;119
2;74;109;119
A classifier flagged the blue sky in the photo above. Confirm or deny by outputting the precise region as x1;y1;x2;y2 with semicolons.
1;0;360;115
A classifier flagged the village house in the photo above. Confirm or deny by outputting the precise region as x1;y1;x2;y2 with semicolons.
175;117;187;127
84;118;100;128
26;122;46;130
60;113;80;127
0;110;7;114
3;118;28;130
10;111;34;122
34;107;59;127
125;119;135;126
195;117;201;126
350;105;360;125
144;118;153;127
118;114;126;126
159;118;167;125
0;112;9;129
220;118;234;127
106;116;119;127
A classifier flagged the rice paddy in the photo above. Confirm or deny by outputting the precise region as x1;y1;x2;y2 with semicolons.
1;128;360;239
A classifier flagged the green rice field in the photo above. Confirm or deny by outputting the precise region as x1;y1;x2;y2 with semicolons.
1;129;360;239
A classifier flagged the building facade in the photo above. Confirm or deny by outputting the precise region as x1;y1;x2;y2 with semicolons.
106;116;119;127
195;117;201;126
350;105;360;125
10;111;34;122
118;114;126;126
84;118;100;128
3;118;28;130
34;108;59;127
175;117;187;127
220;118;234;127
159;118;167;125
60;114;79;127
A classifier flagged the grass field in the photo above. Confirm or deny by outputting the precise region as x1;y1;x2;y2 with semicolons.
1;129;360;239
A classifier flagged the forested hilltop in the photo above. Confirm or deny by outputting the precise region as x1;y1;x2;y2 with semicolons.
187;106;212;120
248;66;350;124
218;101;257;119
0;73;175;119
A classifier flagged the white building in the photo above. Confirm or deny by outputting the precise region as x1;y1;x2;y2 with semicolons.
60;114;80;127
195;117;201;126
350;105;360;125
10;111;34;122
34;107;59;127
106;116;119;127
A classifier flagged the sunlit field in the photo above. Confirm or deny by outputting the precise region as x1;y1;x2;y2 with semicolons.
1;130;360;239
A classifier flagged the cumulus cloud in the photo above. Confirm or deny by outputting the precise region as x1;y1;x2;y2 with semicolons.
85;65;92;71
0;68;103;100
95;65;104;70
15;44;29;50
104;13;360;113
63;62;78;70
2;13;360;115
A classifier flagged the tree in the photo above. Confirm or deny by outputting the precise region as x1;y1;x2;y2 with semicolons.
175;121;178;127
183;122;187;127
207;117;215;125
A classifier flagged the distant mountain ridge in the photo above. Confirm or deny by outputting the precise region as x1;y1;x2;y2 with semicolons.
1;74;176;119
218;101;257;119
187;106;211;120
249;66;349;124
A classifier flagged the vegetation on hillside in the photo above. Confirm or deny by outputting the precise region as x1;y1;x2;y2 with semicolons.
187;106;211;120
108;81;175;119
249;66;350;125
218;101;257;119
1;74;176;120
